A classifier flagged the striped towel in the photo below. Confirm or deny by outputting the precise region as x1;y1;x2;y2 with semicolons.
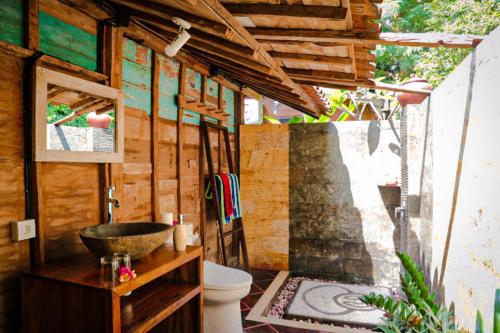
205;173;242;224
228;173;242;219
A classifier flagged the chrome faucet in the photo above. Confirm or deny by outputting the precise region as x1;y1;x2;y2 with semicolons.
106;186;120;223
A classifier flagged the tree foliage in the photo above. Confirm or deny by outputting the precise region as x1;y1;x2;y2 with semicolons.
47;103;88;127
377;0;500;86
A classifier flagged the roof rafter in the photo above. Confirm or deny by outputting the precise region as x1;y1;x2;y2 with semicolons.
268;52;353;65
284;68;356;81
108;0;231;38
179;0;322;116
250;28;484;48
222;3;347;19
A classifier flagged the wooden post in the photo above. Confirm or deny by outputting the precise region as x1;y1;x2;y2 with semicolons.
234;91;244;176
151;52;160;221
177;64;186;215
199;75;207;253
98;23;113;224
109;28;124;222
217;83;223;173
24;0;42;266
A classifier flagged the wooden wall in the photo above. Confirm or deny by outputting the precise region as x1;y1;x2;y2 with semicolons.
0;50;30;333
240;124;289;270
0;0;242;330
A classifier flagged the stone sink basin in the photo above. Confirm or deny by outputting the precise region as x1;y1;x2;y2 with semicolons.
80;222;173;259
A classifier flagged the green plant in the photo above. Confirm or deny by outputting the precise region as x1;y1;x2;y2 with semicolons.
361;252;455;332
475;289;500;333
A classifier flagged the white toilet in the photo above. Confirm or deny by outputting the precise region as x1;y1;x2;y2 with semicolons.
203;260;253;333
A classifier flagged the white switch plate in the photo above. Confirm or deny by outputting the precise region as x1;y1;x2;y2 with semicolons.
11;219;36;241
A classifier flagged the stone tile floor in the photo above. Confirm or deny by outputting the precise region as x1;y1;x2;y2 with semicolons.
242;269;321;333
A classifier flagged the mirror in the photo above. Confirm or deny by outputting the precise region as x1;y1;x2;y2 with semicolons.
34;67;124;163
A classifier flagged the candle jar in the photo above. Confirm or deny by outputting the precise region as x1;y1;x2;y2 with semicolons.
114;251;131;270
114;251;132;295
100;255;118;282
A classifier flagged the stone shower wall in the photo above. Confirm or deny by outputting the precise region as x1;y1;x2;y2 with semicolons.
289;121;401;286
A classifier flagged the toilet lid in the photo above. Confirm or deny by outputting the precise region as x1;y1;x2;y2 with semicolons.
203;261;253;291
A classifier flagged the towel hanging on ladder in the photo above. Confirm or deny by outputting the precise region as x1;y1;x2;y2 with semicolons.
205;173;242;224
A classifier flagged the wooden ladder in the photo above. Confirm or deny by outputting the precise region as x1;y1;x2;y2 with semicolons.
200;120;249;270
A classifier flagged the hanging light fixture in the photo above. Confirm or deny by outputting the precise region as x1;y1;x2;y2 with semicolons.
165;17;191;57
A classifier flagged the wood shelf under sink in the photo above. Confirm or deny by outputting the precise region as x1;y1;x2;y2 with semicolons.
121;279;201;333
22;245;203;333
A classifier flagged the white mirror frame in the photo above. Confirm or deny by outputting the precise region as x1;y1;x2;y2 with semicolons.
34;67;124;163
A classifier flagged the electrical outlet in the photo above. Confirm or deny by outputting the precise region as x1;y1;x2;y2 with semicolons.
11;219;36;241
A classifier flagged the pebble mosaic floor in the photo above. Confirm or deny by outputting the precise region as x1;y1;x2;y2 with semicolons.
243;271;393;332
285;280;390;327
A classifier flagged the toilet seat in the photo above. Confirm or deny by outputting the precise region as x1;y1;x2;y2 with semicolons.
204;261;252;291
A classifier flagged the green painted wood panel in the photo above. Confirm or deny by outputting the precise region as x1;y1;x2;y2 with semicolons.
223;87;235;133
207;78;219;98
122;38;152;114
183;67;202;125
0;0;23;46
158;55;179;121
39;11;97;71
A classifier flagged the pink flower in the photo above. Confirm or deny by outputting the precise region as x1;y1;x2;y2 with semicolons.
118;266;137;282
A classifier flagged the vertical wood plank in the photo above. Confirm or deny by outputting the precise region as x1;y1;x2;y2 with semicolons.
199;75;207;253
25;0;39;50
110;27;123;222
32;162;44;267
98;23;113;224
234;91;244;176
151;52;160;221
217;83;223;173
177;63;186;214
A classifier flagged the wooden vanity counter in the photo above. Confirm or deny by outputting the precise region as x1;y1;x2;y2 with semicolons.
21;245;203;333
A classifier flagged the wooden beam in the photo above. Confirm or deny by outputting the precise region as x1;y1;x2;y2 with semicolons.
190;50;285;85
379;32;484;48
284;68;356;81
0;40;34;58
39;55;109;83
137;17;255;56
293;77;432;95
294;80;357;91
59;0;113;20
208;65;299;97
108;0;230;37
248;28;378;44
250;28;485;48
183;0;321;115
249;85;319;117
223;3;347;19
147;27;273;75
268;51;352;65
151;52;160;221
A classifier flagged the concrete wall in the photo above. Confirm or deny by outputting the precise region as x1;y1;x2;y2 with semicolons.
47;124;114;152
410;27;500;332
289;121;401;286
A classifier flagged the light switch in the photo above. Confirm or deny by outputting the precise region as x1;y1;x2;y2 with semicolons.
11;219;36;241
